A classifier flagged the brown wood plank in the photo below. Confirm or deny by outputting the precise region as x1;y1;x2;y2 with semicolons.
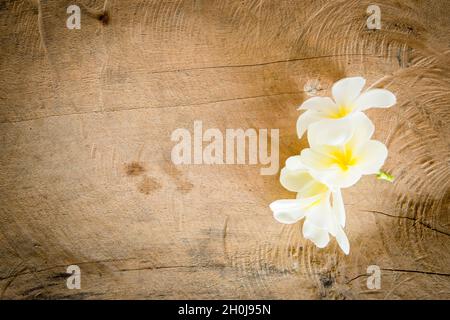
0;0;449;299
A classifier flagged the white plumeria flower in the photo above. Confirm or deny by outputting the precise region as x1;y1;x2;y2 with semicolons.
270;156;349;254
297;76;396;138
299;112;388;189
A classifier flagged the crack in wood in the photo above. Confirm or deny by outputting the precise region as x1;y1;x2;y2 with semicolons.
380;268;450;277
347;268;450;285
114;263;226;273
142;53;386;75
0;257;140;281
0;91;303;124
362;209;450;237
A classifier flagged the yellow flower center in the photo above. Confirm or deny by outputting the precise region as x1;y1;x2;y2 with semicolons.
329;105;353;119
330;146;357;171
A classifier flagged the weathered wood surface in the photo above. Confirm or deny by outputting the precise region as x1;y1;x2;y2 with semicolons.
0;0;449;299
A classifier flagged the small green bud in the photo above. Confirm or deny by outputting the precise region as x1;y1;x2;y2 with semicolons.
377;170;394;182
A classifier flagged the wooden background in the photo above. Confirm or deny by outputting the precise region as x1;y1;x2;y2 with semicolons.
0;0;449;299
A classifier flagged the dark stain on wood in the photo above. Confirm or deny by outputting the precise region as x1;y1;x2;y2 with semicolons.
97;11;109;25
137;176;162;195
124;162;146;177
320;274;334;289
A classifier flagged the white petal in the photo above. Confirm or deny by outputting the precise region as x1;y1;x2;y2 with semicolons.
280;167;315;193
327;216;339;237
302;219;330;248
332;189;346;227
354;89;396;111
346;112;375;149
351;112;375;141
335;226;350;255
298;96;336;112
270;199;307;224
307;117;354;147
354;140;388;174
299;181;329;199
296;110;323;139
311;166;363;189
300;148;338;171
304;193;332;230
303;191;341;237
281;170;328;197
332;77;366;106
285;156;304;171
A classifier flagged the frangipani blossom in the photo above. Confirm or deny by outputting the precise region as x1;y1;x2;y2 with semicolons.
297;77;396;138
300;112;388;189
271;76;396;255
270;156;349;254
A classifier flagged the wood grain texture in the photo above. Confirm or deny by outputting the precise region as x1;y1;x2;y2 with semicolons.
0;0;449;299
